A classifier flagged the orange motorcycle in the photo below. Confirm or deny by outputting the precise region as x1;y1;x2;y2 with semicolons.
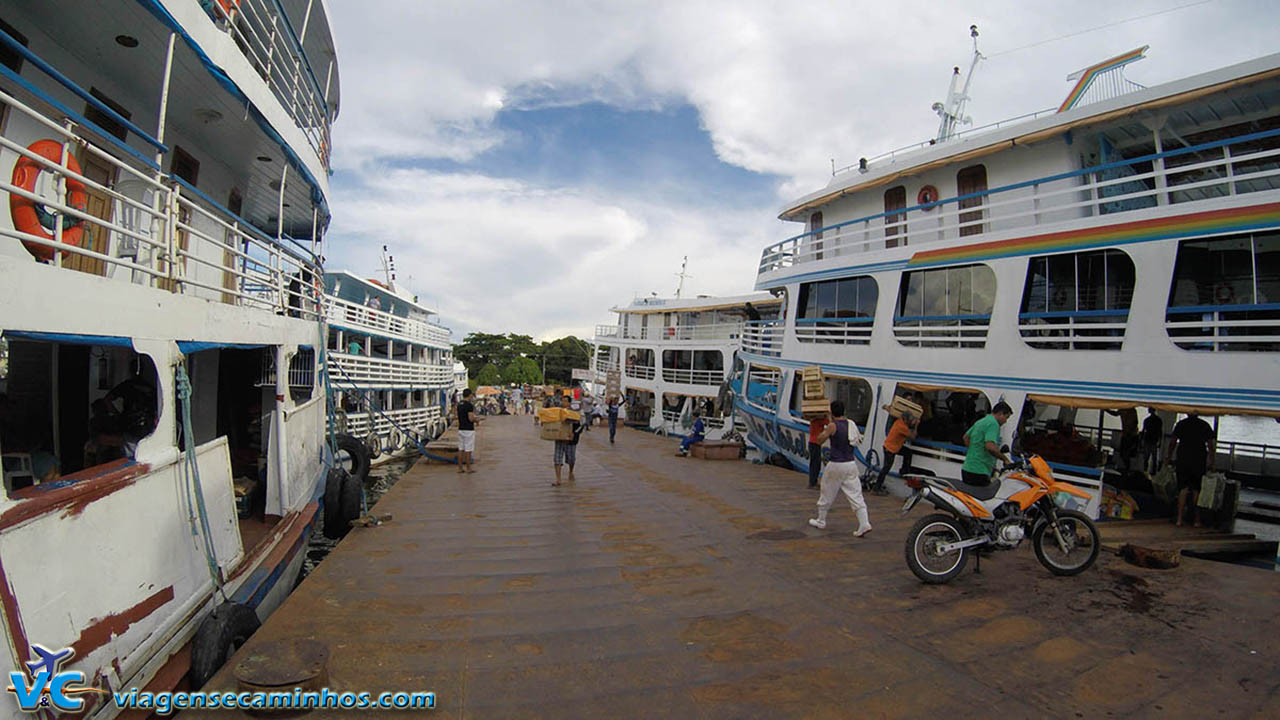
901;452;1100;584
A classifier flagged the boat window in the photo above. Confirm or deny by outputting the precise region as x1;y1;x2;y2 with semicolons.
884;186;907;248
745;365;782;411
894;264;995;348
1166;230;1280;352
1019;249;1135;350
791;373;872;428
0;18;28;73
956;165;987;237
170;146;200;186
288;348;315;403
84;88;131;142
890;384;990;447
795;275;877;345
1;339;159;496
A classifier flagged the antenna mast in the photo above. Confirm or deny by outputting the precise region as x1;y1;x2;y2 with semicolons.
674;256;692;298
380;244;396;285
933;25;984;143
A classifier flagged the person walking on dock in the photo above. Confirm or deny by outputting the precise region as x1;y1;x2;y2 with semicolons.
1168;411;1215;528
806;414;828;489
457;388;479;474
872;411;917;495
553;394;584;486
808;401;872;536
606;394;623;444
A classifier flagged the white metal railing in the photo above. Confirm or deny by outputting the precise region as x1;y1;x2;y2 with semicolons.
1164;305;1280;352
764;129;1280;277
741;321;783;357
661;368;725;386
1019;312;1130;349
337;406;443;439
325;295;451;347
207;0;333;169
893;316;991;348
627;364;656;380
660;410;726;430
594;358;620;374
832;108;1059;176
596;322;745;342
795;319;874;345
331;352;454;388
0;85;321;317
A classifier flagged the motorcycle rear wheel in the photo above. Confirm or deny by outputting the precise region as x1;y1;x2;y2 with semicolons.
1032;509;1100;576
905;513;969;584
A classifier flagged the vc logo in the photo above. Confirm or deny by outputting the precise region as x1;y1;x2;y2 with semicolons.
5;644;107;713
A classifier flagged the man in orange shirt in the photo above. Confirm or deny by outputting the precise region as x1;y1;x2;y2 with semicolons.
807;415;828;489
871;411;917;495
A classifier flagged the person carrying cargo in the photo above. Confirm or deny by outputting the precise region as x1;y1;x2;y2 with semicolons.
872;411;917;495
552;393;584;486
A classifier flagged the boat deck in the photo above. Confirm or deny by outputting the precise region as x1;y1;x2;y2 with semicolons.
194;415;1280;718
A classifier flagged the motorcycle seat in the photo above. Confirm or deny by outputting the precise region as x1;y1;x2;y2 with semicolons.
954;480;1001;501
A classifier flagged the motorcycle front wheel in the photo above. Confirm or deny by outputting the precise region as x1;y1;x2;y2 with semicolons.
905;513;969;584
1032;509;1100;576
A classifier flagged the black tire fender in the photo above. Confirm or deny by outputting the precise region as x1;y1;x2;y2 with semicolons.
322;468;349;540
339;470;363;531
334;433;370;483
190;602;259;690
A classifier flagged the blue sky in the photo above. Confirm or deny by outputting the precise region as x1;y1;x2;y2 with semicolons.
323;0;1280;340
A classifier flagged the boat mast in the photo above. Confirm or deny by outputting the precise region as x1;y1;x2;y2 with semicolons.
674;256;691;299
933;25;984;143
380;244;396;285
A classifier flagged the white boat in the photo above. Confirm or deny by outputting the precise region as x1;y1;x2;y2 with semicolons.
738;45;1280;517
324;256;455;464
0;0;340;713
592;293;781;440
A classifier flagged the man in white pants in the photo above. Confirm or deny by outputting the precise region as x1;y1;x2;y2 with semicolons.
809;401;872;537
456;388;480;473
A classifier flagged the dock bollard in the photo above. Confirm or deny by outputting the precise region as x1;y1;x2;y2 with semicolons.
233;638;330;716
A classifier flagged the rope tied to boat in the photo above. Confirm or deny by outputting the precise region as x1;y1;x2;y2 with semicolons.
176;361;227;604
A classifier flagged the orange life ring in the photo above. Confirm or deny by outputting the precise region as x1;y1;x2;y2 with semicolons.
10;139;88;262
917;185;939;207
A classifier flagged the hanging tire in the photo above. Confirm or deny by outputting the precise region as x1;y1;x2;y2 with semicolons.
1033;509;1100;576
905;513;969;584
334;433;370;483
365;432;383;458
388;427;404;452
339;470;363;528
189;602;259;690
322;468;350;540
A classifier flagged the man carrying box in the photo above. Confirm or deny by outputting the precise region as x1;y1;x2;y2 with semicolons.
552;394;584;486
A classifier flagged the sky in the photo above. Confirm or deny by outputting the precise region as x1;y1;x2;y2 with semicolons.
320;0;1280;341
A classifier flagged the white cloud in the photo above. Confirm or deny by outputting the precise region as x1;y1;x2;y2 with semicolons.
324;0;1280;338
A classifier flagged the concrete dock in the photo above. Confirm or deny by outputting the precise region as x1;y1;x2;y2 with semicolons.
195;415;1280;718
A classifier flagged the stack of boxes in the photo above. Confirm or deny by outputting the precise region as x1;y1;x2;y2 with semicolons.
538;407;581;441
799;366;830;419
605;370;621;402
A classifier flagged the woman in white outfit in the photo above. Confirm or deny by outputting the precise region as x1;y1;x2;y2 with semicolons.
809;401;872;536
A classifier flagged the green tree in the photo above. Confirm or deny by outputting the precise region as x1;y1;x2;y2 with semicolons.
539;335;590;384
454;332;510;375
502;356;543;385
474;363;502;386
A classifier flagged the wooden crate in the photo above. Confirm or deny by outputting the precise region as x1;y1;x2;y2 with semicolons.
801;397;830;418
888;396;923;418
691;441;743;460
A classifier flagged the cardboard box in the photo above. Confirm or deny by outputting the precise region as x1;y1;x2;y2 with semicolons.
540;421;576;441
537;407;581;424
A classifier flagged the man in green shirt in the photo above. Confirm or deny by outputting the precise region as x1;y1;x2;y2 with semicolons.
960;401;1013;486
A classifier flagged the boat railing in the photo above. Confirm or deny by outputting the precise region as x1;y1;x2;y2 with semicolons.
831;108;1058;177
594;358;621;374
330;352;455;388
1018;310;1130;350
891;314;991;348
205;0;333;169
763;127;1280;277
594;324;621;339
661;410;726;430
596;322;745;342
794;317;874;345
0;82;321;319
1215;438;1280;476
325;295;452;347
661;368;726;386
1164;303;1280;352
741;320;783;357
339;406;443;439
626;364;656;381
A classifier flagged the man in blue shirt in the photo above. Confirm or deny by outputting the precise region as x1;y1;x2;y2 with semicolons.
677;409;706;456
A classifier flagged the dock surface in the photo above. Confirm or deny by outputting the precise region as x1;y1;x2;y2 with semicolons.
196;415;1280;718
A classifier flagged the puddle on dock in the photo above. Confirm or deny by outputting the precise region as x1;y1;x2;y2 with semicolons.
299;455;417;582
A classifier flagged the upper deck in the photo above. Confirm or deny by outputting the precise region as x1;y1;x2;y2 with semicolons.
758;52;1280;289
593;293;782;347
324;271;452;350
